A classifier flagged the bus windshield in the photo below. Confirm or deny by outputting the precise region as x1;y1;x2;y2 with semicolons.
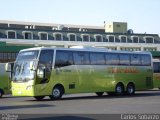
12;50;39;82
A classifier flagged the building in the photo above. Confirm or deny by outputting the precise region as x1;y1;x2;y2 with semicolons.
0;20;160;62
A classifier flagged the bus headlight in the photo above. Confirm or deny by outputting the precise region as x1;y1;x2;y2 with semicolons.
26;85;33;90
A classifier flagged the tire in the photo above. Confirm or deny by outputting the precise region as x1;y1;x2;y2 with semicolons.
107;92;115;96
0;89;3;98
126;83;135;95
50;86;64;100
34;96;45;101
96;92;104;96
115;83;124;95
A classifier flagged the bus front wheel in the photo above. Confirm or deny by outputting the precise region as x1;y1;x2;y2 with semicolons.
50;86;64;100
96;92;104;96
34;96;45;101
115;83;124;95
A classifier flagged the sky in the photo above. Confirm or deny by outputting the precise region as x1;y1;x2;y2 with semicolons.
0;0;159;34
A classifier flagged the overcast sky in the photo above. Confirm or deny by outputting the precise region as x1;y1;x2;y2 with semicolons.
0;0;159;34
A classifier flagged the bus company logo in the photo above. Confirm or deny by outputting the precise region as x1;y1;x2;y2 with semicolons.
154;75;160;80
108;67;139;74
1;114;18;120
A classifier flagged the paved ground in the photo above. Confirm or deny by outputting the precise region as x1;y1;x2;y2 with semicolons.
0;90;160;119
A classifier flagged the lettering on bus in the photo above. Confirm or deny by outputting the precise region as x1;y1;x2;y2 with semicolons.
154;74;160;80
108;67;139;74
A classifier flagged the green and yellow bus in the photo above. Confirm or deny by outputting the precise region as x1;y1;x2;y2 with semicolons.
7;46;153;100
153;59;160;89
0;63;12;98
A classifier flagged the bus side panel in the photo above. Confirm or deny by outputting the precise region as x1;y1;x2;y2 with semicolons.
0;63;11;95
106;66;153;91
153;73;160;88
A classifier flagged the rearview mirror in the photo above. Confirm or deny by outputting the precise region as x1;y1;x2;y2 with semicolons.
37;66;46;79
5;62;13;72
29;61;36;71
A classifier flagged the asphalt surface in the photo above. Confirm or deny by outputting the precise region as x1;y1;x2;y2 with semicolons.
0;90;160;120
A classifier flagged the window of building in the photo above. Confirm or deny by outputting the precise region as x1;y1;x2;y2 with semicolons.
141;54;151;66
90;52;105;65
23;31;33;39
55;50;74;67
53;33;63;40
106;53;119;65
38;32;48;40
145;36;154;43
7;30;16;39
119;54;130;65
68;33;77;41
107;35;115;42
131;36;139;43
81;34;90;42
107;47;117;50
94;35;103;42
73;51;90;65
120;36;127;43
130;54;141;65
144;48;157;51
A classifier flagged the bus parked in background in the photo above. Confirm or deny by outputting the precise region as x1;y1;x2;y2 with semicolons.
153;59;160;89
0;63;13;98
6;46;153;100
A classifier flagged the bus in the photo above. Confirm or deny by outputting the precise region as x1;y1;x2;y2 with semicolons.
153;59;160;89
0;63;13;98
6;46;153;100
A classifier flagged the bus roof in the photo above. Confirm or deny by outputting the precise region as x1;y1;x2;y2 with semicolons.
19;46;152;55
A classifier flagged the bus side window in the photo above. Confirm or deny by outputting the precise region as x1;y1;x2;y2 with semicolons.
38;50;53;72
141;54;151;66
153;62;160;73
73;51;90;65
130;54;141;66
55;50;74;68
90;52;105;65
119;54;130;65
106;53;119;65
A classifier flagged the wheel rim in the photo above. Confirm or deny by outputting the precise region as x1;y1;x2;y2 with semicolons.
128;85;134;94
116;86;122;94
53;88;60;98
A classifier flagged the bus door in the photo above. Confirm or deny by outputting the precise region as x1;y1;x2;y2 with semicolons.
35;50;54;94
55;50;79;93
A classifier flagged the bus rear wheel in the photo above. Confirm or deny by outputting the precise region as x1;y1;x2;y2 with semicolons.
115;83;124;95
34;96;45;101
126;83;135;95
50;86;64;100
96;92;104;96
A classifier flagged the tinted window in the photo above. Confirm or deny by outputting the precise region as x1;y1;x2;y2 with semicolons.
141;54;151;66
17;50;39;61
39;50;53;70
90;52;105;65
39;50;53;66
106;53;119;65
130;54;141;65
73;51;90;65
119;54;130;65
55;50;73;68
153;62;160;73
